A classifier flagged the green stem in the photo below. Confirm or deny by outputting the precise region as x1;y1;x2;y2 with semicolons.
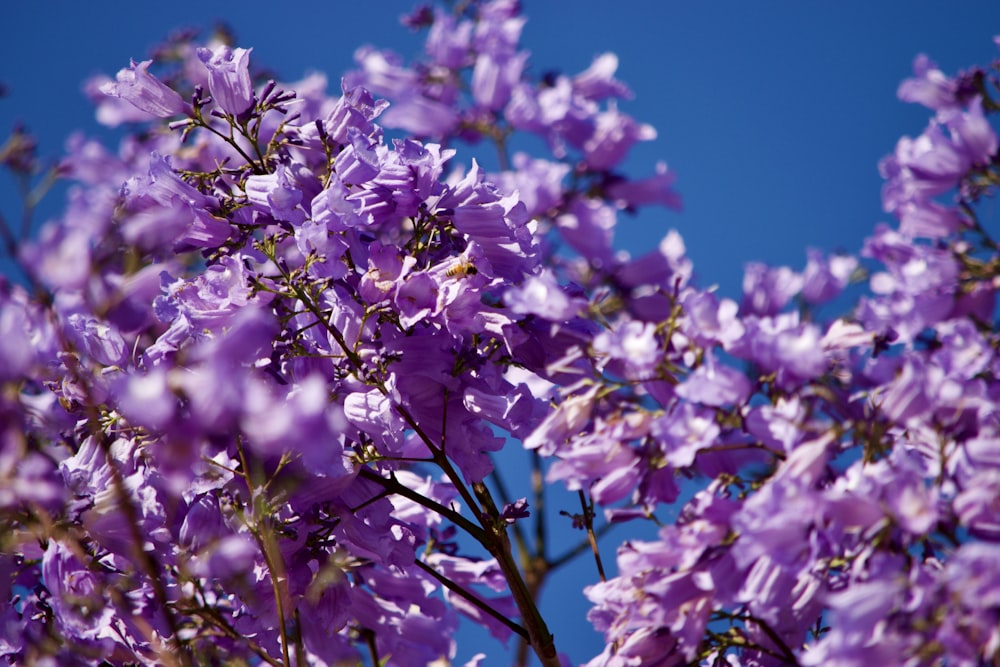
235;437;293;667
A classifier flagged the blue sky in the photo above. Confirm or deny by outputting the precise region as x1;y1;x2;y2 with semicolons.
3;2;999;665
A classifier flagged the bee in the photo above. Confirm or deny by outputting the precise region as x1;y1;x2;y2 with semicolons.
445;261;478;278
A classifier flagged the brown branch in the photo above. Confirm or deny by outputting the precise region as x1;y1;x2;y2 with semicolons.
414;559;529;641
357;466;487;546
473;482;561;667
579;490;607;582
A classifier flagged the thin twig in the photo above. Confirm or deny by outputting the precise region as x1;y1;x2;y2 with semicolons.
235;437;293;667
414;559;529;641
548;521;615;571
488;464;531;563
578;490;607;582
531;450;547;562
357;467;487;546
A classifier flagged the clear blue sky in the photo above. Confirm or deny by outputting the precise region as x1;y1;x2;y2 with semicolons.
2;2;999;665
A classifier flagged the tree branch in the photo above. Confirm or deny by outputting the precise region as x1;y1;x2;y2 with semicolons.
414;558;529;641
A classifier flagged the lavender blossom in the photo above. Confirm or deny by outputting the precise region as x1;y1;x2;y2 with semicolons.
99;59;190;118
197;45;254;115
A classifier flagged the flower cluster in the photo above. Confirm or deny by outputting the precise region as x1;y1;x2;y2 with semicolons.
578;50;1000;667
1;4;999;667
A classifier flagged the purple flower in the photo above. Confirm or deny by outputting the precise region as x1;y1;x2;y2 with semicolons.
733;313;827;387
344;387;408;454
349;46;418;98
191;533;260;580
243;374;355;478
462;382;536;438
19;224;92;291
675;354;751;407
472;51;528;111
933;318;991;378
383;95;460;137
741;262;802;317
944;542;1000;610
42;541;115;641
877;105;994;219
86;74;161;126
115;366;176;431
897;54;958;110
424;10;473;69
819;318;873;352
896;199;963;238
348;46;459;137
423;554;516;643
0;451;63;511
593;319;662;380
573;53;633;101
612;230;692;295
323;83;389;145
439;161;539;278
583;104;657;171
524;386;599;456
499;497;530;523
651;403;721;468
154;255;256;334
0;291;38;380
731;444;829;569
65;314;126;367
125;151;217;211
745;396;805;453
586;627;684;667
244;165;306;223
60;133;125;185
504;269;584;321
179;494;227;552
490;153;569;218
197;45;254;115
336;127;384;186
99;59;190;118
801;576;905;666
940;97;998;168
10;13;1000;667
555;197;617;266
506;75;597;156
394;272;438;328
547;419;644;504
605;162;682;211
678;291;744;350
801;249;856;304
377;139;454;214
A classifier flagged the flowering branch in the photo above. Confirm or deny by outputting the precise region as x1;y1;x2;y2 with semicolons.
2;4;1000;667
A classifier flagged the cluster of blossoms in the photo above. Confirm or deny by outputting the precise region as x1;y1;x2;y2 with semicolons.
1;2;999;666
